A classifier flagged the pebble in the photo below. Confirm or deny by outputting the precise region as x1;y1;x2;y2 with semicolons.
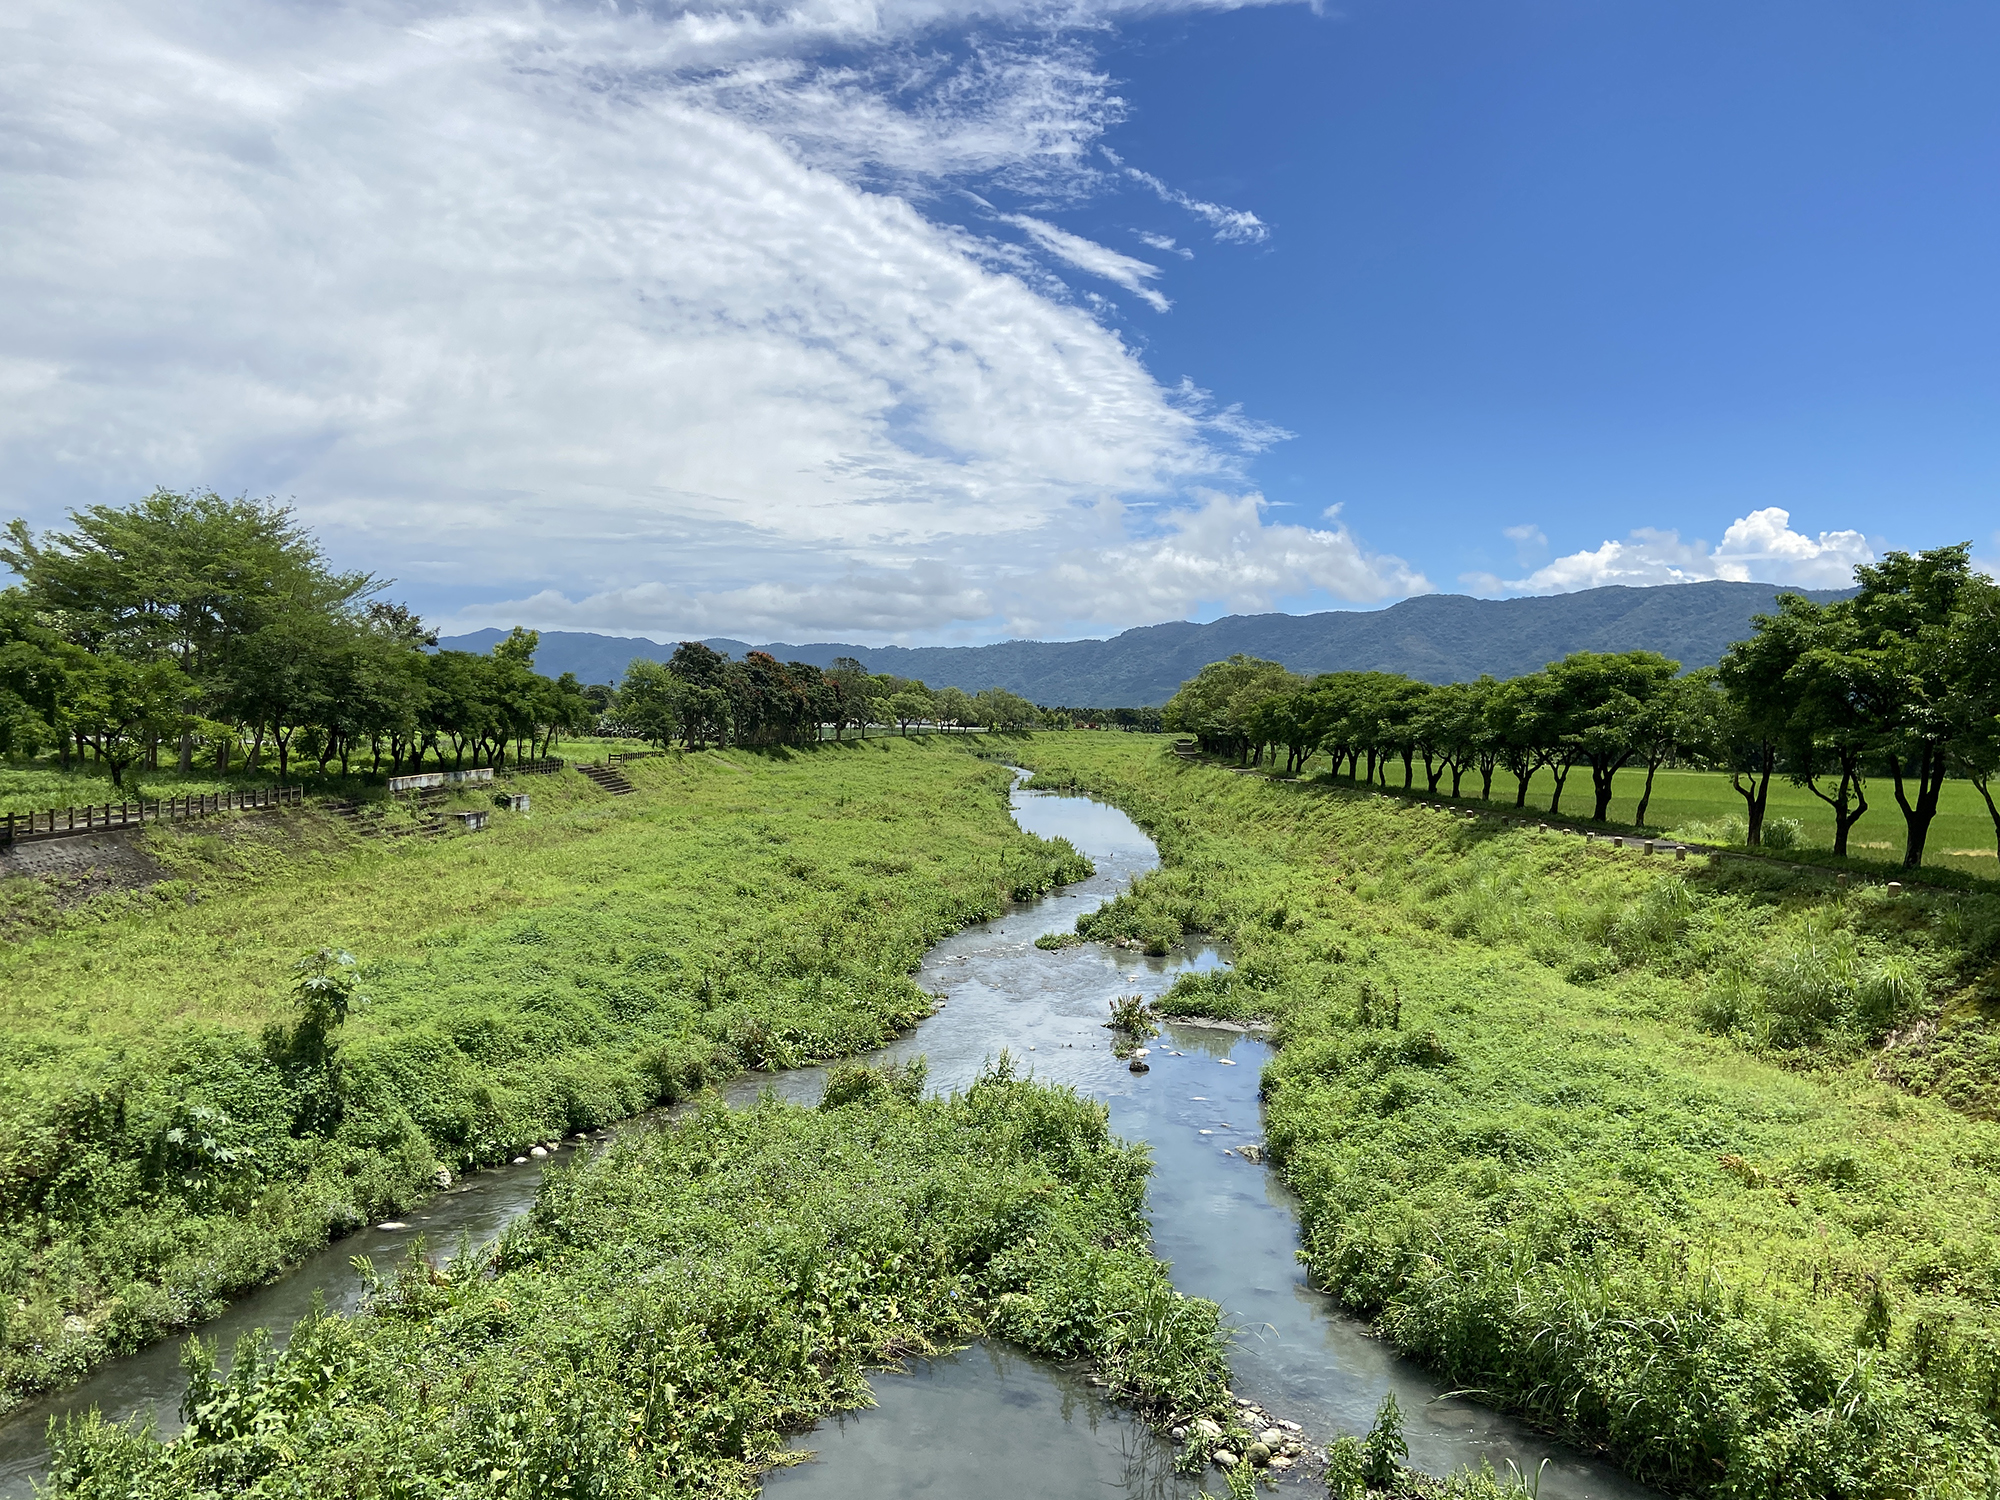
1192;1418;1223;1439
1213;1451;1238;1469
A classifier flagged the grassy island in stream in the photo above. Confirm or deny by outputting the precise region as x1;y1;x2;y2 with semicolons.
47;1062;1233;1499
0;738;1089;1411
1016;733;2000;1500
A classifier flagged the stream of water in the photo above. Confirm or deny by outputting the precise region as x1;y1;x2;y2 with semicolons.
0;775;1656;1499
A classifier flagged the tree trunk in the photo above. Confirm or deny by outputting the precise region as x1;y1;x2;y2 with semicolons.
1548;759;1573;816
1634;755;1663;827
1590;759;1621;823
178;732;194;775
1730;741;1774;844
1975;776;2000;860
1401;747;1414;789
1889;745;1949;870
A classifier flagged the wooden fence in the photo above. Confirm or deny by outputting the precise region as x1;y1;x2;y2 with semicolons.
513;757;567;775
2;785;303;846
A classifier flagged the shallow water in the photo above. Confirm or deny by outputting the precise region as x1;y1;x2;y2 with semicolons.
0;774;1655;1499
742;778;1655;1499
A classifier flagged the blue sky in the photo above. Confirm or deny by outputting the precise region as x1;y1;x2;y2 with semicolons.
5;0;1996;643
1062;0;2000;610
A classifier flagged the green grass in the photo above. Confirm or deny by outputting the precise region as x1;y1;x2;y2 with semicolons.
1015;734;2000;1499
1280;755;2000;876
45;1064;1234;1500
0;737;1090;1413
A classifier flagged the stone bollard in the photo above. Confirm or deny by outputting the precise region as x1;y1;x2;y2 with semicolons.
1675;845;1686;861
1887;882;1903;898
1836;873;1848;889
1643;841;1656;855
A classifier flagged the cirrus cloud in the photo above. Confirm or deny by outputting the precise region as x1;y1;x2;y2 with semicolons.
0;0;1347;646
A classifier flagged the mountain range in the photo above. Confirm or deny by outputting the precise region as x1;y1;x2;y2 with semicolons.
439;580;1849;707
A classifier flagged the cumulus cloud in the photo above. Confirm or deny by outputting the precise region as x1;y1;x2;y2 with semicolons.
1463;508;1874;595
475;491;1429;641
1;0;1310;644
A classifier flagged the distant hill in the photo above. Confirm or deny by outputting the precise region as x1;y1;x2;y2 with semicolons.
439;580;1851;706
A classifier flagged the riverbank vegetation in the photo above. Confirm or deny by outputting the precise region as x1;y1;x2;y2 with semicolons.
0;739;1089;1413
1164;545;2000;872
1018;733;2000;1498
46;1061;1232;1498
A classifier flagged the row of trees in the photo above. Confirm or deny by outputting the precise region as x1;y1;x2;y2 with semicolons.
0;492;594;783
606;644;1043;747
1164;545;2000;869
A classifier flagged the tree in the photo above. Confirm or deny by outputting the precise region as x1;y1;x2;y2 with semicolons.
1950;576;2000;858
1717;604;1808;846
668;643;731;747
1161;655;1298;761
60;648;194;788
617;659;686;748
1;490;376;772
1544;651;1682;823
888;686;934;733
934;685;974;731
1838;546;1984;868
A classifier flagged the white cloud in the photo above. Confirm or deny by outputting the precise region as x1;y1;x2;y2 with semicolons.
999;214;1170;311
475;491;1430;641
1;0;1324;644
1502;523;1547;546
1121;163;1270;243
1135;231;1194;258
1465;508;1874;595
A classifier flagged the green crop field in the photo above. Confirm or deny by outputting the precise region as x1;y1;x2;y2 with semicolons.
0;737;1090;1413
1287;753;2000;876
1017;733;2000;1499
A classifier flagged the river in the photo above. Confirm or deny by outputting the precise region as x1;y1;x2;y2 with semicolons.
0;773;1655;1499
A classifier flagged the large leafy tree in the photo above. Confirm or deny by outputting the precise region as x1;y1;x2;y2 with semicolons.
1839;545;1984;868
1;490;376;771
1544;650;1682;823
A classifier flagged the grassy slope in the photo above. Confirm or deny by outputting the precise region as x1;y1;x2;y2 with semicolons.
48;1067;1235;1500
1016;734;2000;1500
0;737;1089;1412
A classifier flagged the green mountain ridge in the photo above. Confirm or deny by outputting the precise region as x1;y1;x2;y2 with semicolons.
440;580;1852;706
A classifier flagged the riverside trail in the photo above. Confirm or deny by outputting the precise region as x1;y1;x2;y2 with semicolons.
0;772;1654;1499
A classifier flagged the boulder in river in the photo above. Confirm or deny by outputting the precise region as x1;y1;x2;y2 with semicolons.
433;1166;453;1189
1128;1059;1149;1073
1246;1442;1271;1467
530;1146;549;1158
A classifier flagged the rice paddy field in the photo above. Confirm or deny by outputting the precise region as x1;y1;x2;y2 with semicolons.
1293;755;1999;876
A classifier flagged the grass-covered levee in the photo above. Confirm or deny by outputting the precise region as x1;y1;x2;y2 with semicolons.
1016;734;2000;1499
48;1060;1234;1498
0;739;1091;1412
